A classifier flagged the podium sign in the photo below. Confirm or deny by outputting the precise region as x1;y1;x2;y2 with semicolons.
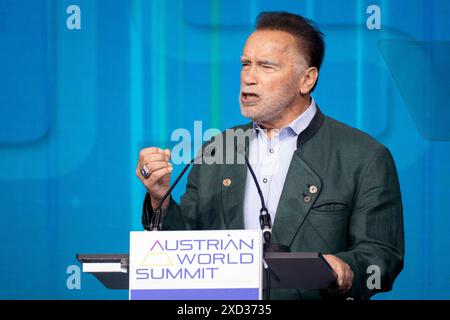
129;230;263;300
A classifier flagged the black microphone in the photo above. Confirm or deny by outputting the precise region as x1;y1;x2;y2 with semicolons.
236;144;272;244
149;146;215;231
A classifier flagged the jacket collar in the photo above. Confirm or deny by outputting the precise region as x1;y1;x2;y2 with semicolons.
221;106;326;241
296;105;325;149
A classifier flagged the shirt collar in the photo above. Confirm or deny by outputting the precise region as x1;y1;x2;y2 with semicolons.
252;98;317;137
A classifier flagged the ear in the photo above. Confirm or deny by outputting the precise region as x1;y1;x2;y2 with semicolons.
299;67;319;95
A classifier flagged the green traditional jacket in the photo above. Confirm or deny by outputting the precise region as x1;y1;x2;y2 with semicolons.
142;107;404;300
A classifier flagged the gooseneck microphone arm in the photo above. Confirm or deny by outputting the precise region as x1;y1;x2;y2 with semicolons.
244;155;272;244
149;148;215;231
149;159;193;231
241;144;287;302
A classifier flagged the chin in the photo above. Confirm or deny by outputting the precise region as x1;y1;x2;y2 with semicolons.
240;108;256;121
241;105;270;122
244;113;264;123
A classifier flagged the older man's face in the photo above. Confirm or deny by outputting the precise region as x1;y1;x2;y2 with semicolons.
239;30;305;125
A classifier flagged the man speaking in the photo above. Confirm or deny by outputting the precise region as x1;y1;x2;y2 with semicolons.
136;12;404;300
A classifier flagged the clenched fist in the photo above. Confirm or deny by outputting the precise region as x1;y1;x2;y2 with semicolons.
136;147;173;210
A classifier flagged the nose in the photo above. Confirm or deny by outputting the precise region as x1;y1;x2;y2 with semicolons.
241;66;258;86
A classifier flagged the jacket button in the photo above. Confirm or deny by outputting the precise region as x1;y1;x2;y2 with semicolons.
309;185;318;194
304;195;312;203
223;178;231;187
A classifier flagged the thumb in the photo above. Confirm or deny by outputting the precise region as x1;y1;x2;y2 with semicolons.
164;148;171;161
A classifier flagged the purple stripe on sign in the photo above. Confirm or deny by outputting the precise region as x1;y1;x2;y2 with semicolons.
130;288;259;300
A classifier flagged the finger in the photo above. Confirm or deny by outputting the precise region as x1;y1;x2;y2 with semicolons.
344;268;354;291
147;161;172;172
147;166;173;185
140;153;167;163
139;147;163;157
147;167;172;187
323;255;339;283
136;161;171;180
334;264;345;288
338;267;353;293
136;167;141;178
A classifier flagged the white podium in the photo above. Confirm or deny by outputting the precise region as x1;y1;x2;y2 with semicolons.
77;230;335;300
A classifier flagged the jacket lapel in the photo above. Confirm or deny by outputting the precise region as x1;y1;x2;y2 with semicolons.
219;105;324;237
221;123;252;229
270;106;325;246
221;162;247;229
271;148;322;247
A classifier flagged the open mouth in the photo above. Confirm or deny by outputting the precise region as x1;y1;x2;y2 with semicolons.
241;92;261;105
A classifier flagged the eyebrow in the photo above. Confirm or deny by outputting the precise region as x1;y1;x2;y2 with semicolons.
240;57;279;66
257;60;279;66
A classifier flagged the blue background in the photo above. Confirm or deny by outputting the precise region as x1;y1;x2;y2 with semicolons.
0;0;449;299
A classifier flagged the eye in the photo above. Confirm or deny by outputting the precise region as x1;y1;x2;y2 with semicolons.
241;62;250;68
261;64;276;72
